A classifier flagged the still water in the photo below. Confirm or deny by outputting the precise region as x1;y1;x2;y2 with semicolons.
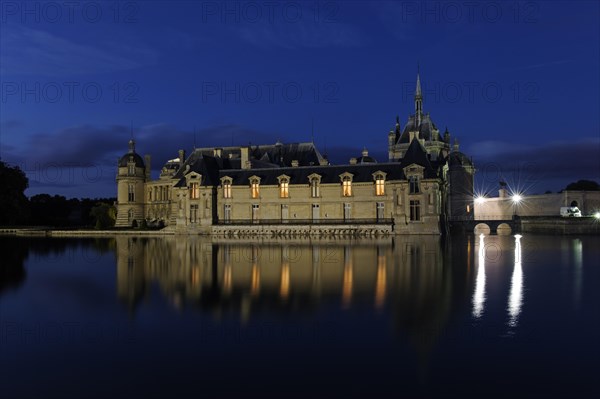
0;234;598;398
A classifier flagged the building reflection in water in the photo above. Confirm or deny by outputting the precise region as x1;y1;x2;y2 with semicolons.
114;235;473;354
572;238;582;310
508;234;523;327
472;234;486;319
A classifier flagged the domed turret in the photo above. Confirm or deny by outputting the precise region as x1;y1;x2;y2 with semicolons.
118;139;145;168
115;139;147;228
355;147;377;164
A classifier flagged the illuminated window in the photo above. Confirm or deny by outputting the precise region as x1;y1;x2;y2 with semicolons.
342;176;352;197
280;179;289;198
375;175;385;196
223;181;232;198
409;176;420;194
251;181;259;198
190;182;200;199
410;200;421;221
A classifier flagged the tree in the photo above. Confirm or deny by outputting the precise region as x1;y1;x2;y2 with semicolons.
564;180;600;191
90;202;116;229
0;161;29;225
29;194;71;226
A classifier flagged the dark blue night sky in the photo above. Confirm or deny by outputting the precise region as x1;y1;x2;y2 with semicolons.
1;1;598;197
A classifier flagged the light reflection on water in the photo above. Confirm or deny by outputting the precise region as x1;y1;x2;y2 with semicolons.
472;234;486;318
508;235;523;327
1;234;599;398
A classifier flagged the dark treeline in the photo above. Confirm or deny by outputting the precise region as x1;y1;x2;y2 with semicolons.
0;161;116;228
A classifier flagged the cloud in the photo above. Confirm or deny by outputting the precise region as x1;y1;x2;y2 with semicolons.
468;137;600;191
6;123;280;171
0;25;158;76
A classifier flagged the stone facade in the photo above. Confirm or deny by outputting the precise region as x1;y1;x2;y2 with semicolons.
115;73;475;235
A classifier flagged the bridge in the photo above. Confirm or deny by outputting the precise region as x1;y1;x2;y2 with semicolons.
449;217;519;235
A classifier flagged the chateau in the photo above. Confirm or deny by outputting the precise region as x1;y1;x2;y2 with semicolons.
115;73;475;235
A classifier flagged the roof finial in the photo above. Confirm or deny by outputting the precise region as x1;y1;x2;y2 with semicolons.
128;121;135;153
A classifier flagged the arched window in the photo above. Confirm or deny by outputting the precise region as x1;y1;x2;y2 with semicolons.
373;172;386;196
308;174;321;198
340;173;353;197
277;175;290;198
249;176;260;199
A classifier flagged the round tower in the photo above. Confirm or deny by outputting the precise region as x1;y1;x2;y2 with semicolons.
116;139;146;227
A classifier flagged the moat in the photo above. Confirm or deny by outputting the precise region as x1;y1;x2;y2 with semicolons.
1;234;598;398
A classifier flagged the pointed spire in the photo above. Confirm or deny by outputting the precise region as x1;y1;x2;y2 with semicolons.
415;65;422;98
414;65;423;126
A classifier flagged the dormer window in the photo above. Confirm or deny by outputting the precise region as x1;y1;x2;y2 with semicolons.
249;176;261;199
277;175;290;198
190;182;200;199
409;176;420;194
308;174;321;198
221;177;233;199
340;173;353;197
373;172;386;196
224;182;232;198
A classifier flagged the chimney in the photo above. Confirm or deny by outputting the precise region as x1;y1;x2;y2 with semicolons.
349;157;357;165
213;148;222;157
388;130;395;147
241;146;250;169
178;149;185;168
499;181;507;198
144;154;151;180
291;160;299;167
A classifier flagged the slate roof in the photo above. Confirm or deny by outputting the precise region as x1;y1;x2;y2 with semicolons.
397;113;442;144
169;140;441;188
448;151;474;168
188;142;324;168
118;152;145;168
